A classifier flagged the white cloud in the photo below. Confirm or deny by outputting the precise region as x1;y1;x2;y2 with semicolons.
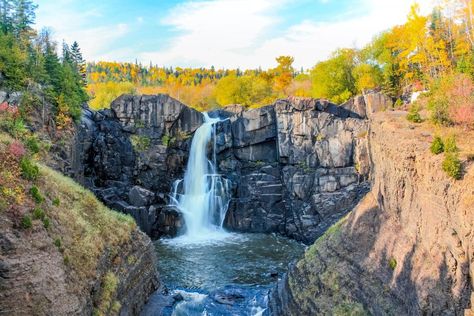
140;0;287;68
35;0;436;69
140;0;435;69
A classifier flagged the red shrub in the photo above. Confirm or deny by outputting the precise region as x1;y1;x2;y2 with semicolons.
8;141;26;158
0;102;8;112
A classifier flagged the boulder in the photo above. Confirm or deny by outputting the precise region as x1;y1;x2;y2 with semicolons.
129;185;155;207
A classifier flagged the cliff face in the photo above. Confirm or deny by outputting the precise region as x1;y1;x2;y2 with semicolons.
218;98;370;243
271;111;474;315
75;95;370;244
0;133;159;315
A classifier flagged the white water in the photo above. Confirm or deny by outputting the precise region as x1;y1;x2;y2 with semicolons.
169;113;231;241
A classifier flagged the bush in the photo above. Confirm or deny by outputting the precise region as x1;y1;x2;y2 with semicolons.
42;217;50;229
20;157;39;180
25;136;40;154
54;238;62;248
389;257;397;270
406;105;422;123
444;136;458;153
33;207;45;220
442;152;462;180
21;215;32;229
8;141;26;158
53;197;60;206
430;136;444;155
30;185;44;203
130;135;151;151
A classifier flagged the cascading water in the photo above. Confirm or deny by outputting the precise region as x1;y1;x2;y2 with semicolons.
169;113;231;240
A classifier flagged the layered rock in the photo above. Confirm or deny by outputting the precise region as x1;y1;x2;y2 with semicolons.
220;98;370;243
271;111;474;315
74;94;370;244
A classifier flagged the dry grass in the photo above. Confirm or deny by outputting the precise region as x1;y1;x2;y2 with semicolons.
38;165;136;280
1;131;137;287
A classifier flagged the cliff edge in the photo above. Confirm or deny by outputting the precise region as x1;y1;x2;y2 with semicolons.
271;111;474;315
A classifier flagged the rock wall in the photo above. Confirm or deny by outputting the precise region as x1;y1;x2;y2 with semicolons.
74;94;370;244
271;111;474;315
218;98;370;243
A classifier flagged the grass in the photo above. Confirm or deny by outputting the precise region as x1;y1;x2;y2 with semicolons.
94;272;120;316
38;165;136;280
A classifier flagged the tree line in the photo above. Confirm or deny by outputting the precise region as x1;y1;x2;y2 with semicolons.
87;1;474;129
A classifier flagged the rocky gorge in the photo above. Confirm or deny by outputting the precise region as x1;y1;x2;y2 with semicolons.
3;88;472;315
72;94;373;244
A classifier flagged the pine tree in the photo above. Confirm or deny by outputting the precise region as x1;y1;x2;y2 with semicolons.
70;41;86;85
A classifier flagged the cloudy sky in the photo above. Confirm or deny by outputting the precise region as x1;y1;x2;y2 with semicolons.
34;0;435;69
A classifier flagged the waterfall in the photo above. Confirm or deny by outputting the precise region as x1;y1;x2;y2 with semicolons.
170;113;231;240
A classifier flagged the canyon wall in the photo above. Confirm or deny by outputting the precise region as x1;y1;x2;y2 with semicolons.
270;111;474;315
74;94;370;244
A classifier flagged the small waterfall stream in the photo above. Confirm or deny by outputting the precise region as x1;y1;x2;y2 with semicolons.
169;113;231;240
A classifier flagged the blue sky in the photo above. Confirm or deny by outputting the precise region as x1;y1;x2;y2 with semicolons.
34;0;434;69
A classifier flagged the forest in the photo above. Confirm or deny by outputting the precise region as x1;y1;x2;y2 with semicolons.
86;2;474;130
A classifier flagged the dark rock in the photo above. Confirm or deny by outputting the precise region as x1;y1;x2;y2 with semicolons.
74;94;370;243
129;185;155;207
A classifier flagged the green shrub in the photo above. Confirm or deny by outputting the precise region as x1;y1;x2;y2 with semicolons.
54;238;62;248
20;157;39;180
442;152;462;180
161;134;175;147
444;136;458;153
33;207;45;220
42;217;50;229
3;118;27;138
389;257;397;270
406;105;422;123
430;136;444;155
21;215;32;229
29;185;44;203
25;136;40;154
394;98;403;108
130;135;151;151
53;197;60;206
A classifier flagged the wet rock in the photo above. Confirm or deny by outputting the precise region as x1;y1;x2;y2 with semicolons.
212;289;246;305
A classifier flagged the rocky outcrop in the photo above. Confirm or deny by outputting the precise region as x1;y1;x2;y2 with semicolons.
72;95;201;238
271;111;474;315
74;94;370;244
220;98;370;243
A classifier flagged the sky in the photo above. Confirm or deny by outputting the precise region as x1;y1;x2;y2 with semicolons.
34;0;435;70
